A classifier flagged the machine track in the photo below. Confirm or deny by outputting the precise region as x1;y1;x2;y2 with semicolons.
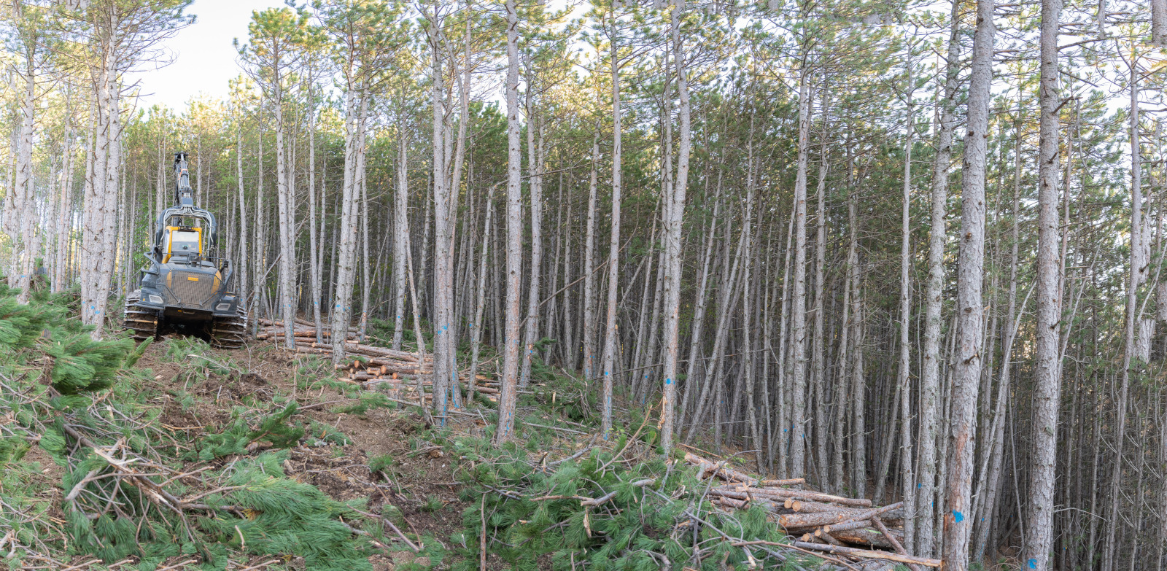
123;290;159;343
210;307;248;349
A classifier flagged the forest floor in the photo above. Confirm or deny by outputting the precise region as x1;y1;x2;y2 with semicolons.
135;342;476;570
2;299;949;570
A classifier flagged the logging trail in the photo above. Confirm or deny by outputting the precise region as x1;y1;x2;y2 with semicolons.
136;340;477;570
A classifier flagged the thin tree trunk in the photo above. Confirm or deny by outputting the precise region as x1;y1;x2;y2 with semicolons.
1024;1;1063;567
307;93;322;343
943;0;994;567
15;58;35;303
581;127;600;378
359;166;371;341
973;110;1025;564
790;66;812;479
918;0;960;556
678;176;720;435
898;67;916;551
812;89;830;489
393;133;409;351
495;0;524;444
252;133;266;336
236;121;249;318
662;4;686;448
600;6;623;439
331;88;368;362
468;186;495;402
53;115;75;293
273;81;296;350
1103;58;1143;571
520;100;544;388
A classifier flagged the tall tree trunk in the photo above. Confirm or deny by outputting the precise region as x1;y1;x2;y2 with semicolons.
812;89;829;488
581;127;600;377
236;122;249;319
1103;58;1142;571
393;133;409;351
495;0;524;443
252;133;265;336
53;116;74;293
832;177;855;494
973;108;1024;564
1152;0;1166;46
790;66;812;479
307;94;322;343
851;260;867;499
15;60;35;303
359;167;371;341
918;0;960;556
273;81;296;350
660;0;690;455
898;67;916;551
943;0;993;568
678;178;720;435
740;136;759;469
600;6;623;439
331;87;368;362
1024;1;1063;568
520;107;544;389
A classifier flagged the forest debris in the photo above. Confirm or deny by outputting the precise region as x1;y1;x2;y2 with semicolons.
683;452;926;568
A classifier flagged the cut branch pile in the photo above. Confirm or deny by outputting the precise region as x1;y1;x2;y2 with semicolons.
683;452;941;569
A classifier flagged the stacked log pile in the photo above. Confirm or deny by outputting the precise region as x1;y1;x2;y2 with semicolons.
683;452;940;569
256;320;500;398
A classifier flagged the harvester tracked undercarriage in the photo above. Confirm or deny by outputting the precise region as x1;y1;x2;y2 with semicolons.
123;152;247;349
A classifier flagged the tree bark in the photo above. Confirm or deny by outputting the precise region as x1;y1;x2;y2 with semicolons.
1103;57;1142;571
1023;1;1063;568
495;0;524;444
600;6;624;440
918;0;960;556
898;63;916;552
581;127;600;378
663;58;705;437
790;66;812;479
236;118;249;315
393;133;409;351
812;88;829;489
943;0;993;568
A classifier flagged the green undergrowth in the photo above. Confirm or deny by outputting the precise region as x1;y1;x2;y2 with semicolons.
0;288;387;570
439;410;821;571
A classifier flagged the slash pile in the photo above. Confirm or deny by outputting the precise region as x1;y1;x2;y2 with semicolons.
684;452;942;569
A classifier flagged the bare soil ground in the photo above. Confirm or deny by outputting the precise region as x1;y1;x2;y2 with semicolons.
126;338;483;570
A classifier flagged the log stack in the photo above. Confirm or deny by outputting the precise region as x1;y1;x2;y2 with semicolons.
682;452;940;569
256;321;500;399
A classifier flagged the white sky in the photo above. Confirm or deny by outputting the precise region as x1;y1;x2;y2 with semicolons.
129;0;288;109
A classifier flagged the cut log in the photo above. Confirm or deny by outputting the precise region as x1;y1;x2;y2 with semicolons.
830;528;899;550
719;486;871;508
684;452;803;486
778;502;902;530
790;541;942;568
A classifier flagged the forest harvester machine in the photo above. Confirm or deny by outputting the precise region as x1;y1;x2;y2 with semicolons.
123;152;247;348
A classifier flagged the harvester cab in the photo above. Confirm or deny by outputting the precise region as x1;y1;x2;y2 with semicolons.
123;152;248;348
